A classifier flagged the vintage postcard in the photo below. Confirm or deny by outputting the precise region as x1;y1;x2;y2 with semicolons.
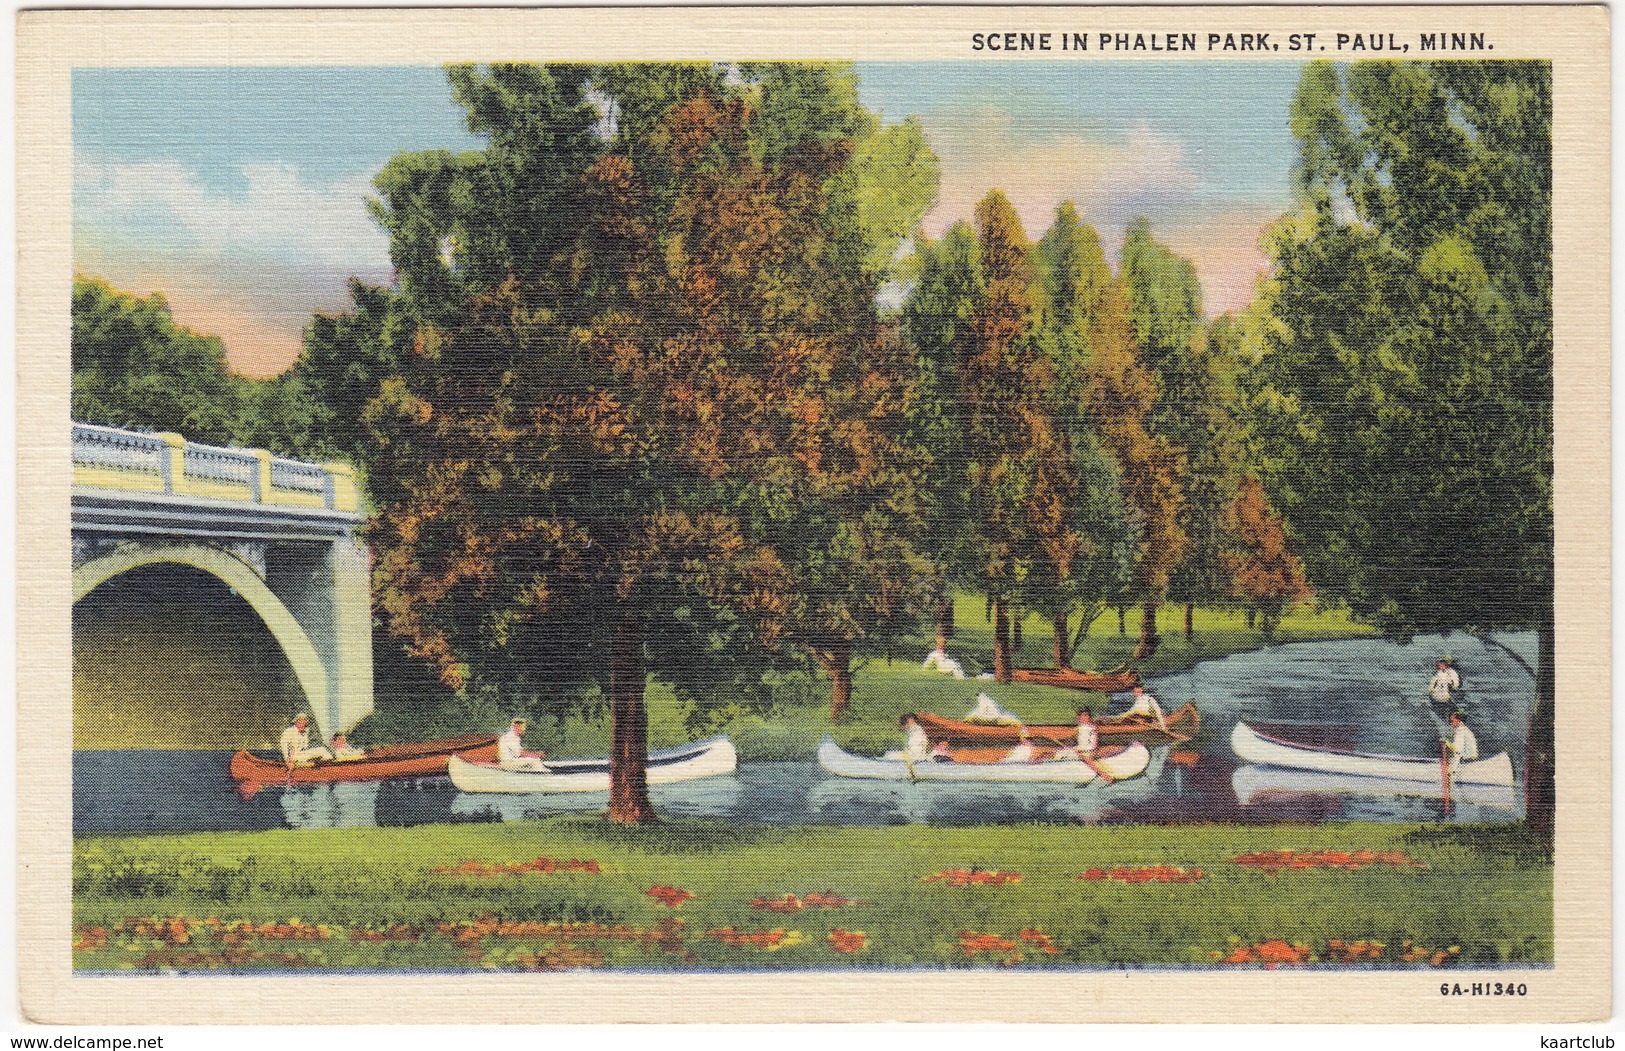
15;4;1610;1030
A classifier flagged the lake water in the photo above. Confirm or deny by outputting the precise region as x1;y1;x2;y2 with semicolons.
73;632;1534;835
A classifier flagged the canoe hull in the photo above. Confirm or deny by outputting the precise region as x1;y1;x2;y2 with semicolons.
448;737;737;794
1230;722;1514;787
1011;667;1140;692
913;703;1198;747
818;737;1150;783
230;734;501;796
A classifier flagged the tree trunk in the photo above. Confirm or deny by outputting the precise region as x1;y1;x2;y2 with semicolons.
1052;609;1072;669
1525;608;1555;853
1245;607;1257;630
1117;606;1127;636
1011;607;1024;653
1131;599;1160;661
607;614;655;824
935;592;952;655
1184;602;1195;639
818;643;854;723
993;598;1012;682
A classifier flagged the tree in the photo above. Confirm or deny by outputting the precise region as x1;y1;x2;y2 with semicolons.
1029;203;1135;666
351;63;932;819
1255;60;1553;843
901;223;984;655
71;276;252;446
959;192;1078;681
1222;473;1312;637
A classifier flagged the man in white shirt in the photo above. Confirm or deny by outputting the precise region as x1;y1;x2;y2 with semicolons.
901;715;932;764
279;714;333;767
499;718;548;771
1443;711;1478;774
1124;686;1168;730
1429;659;1462;705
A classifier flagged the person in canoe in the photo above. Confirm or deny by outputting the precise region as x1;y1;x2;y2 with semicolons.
329;732;365;761
498;718;548;772
1429;658;1462;707
1443;710;1479;774
1001;729;1038;764
1121;685;1169;731
1074;709;1099;757
279;713;333;768
901;715;934;765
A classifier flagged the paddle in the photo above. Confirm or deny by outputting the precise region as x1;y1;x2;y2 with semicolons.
1439;739;1454;817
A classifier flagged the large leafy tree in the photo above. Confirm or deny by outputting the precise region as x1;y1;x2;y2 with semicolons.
345;62;930;819
1255;60;1553;843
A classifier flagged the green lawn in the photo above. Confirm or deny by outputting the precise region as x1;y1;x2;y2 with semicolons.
72;818;1550;972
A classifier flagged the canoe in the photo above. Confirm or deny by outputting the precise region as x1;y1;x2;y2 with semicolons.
447;736;737;794
912;703;1199;747
1230;764;1520;811
818;737;1150;783
230;733;501;798
1229;722;1515;787
1011;667;1141;692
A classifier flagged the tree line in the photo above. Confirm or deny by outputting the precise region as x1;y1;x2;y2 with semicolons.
72;60;1552;839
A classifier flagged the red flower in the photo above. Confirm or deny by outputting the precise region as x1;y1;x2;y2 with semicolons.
827;928;867;953
646;884;695;908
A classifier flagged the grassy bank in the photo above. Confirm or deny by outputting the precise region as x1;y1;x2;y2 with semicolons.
74;818;1549;973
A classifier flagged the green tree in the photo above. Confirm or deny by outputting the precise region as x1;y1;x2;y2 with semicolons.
1029;203;1135;666
71;276;251;446
1256;60;1553;843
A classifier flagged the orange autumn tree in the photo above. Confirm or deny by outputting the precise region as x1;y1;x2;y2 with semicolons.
959;191;1080;682
1223;473;1312;639
354;63;928;819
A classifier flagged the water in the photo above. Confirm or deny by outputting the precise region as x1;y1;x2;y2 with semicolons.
74;632;1534;835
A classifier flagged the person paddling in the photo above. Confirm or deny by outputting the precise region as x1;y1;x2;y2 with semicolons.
279;713;333;768
1123;685;1169;731
1429;658;1462;707
1442;710;1478;774
498;718;548;772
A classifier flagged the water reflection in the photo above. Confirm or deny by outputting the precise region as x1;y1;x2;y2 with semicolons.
1231;764;1519;816
278;783;381;829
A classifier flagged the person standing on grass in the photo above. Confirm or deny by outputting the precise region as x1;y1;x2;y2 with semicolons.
498;718;548;772
279;713;333;768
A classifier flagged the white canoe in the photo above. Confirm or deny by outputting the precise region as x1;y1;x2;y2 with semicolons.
1230;722;1515;788
1230;764;1520;810
818;737;1150;783
448;736;737;794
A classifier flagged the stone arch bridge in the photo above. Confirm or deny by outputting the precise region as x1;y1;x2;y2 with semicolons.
71;422;372;740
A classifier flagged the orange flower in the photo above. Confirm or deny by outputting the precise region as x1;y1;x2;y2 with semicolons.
826;928;867;953
923;868;1022;888
645;885;695;908
1232;849;1427;873
1017;928;1060;955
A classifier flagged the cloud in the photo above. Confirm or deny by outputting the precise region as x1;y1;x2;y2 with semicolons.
1153;208;1281;318
74;159;392;375
921;111;1200;240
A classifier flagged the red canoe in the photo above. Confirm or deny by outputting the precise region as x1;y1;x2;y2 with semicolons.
1010;667;1141;692
230;733;501;798
912;703;1200;747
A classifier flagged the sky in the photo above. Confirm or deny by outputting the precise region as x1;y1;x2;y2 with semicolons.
73;62;1306;378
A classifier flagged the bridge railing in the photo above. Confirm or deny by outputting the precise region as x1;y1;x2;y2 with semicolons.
72;423;360;513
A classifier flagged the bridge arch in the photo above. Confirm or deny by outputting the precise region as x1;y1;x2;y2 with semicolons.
72;543;331;733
